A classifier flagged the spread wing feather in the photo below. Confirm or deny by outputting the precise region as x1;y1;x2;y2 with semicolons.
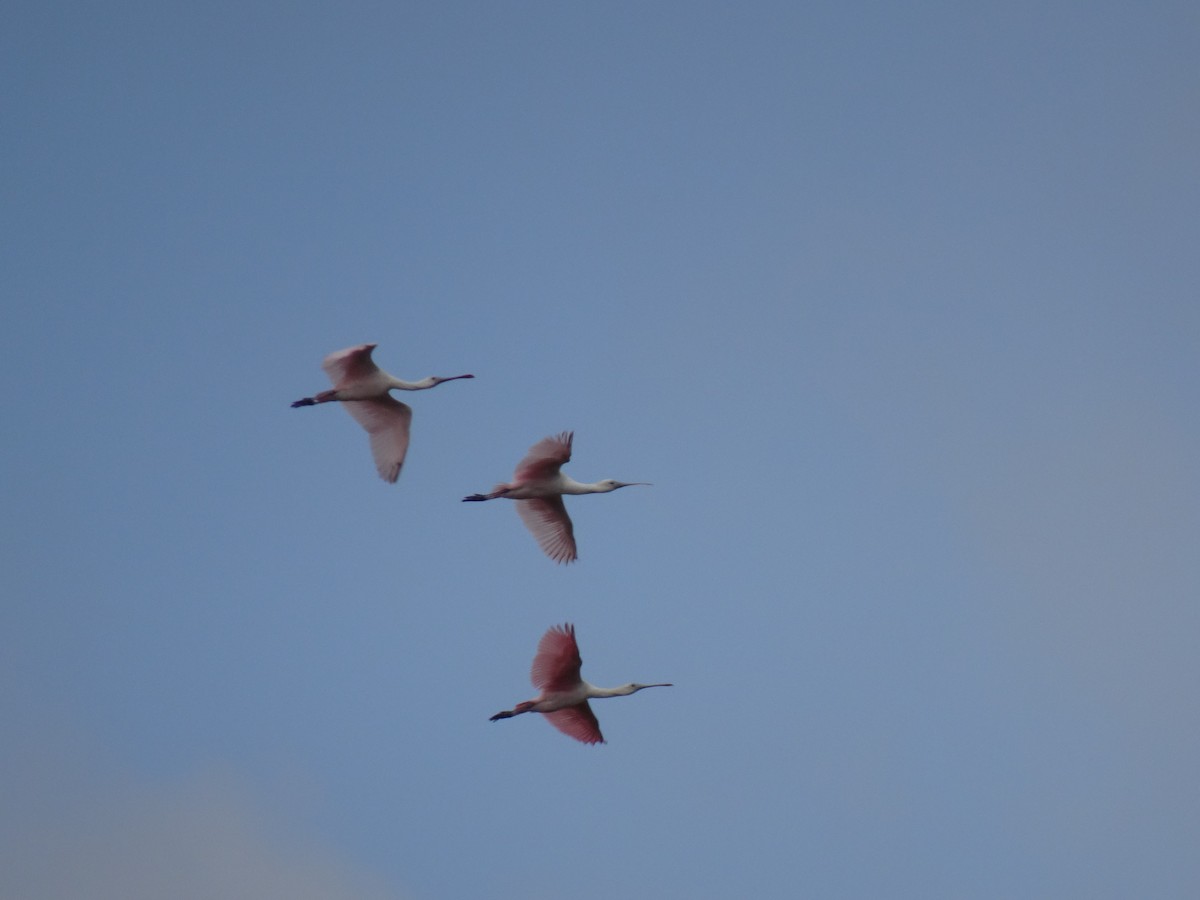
515;497;577;564
514;431;573;482
340;396;412;483
544;702;604;745
322;344;379;387
530;623;583;691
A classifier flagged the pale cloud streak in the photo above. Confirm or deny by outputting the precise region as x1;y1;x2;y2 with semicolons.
1;729;403;900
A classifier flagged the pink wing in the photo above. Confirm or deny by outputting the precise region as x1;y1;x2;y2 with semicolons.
513;431;573;483
321;344;380;388
530;623;583;691
340;396;412;483
516;496;577;564
544;702;605;745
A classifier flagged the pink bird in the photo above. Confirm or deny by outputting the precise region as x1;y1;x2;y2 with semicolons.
292;343;473;482
462;431;649;563
490;623;672;745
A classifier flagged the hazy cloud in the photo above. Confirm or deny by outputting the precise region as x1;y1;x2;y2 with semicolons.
0;730;402;900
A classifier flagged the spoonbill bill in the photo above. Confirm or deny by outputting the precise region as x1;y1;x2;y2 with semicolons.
490;623;671;744
462;431;649;563
291;343;473;482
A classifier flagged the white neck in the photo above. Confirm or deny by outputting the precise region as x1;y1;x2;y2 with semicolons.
587;682;671;699
561;478;609;495
588;684;638;699
389;375;438;391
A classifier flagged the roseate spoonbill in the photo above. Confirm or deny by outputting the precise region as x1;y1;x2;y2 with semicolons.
462;431;648;563
490;623;671;745
291;343;473;483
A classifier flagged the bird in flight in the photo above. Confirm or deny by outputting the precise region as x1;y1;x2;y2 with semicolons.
490;623;671;744
462;431;648;563
292;343;473;482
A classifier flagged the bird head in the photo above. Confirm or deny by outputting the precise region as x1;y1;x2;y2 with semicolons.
620;682;673;695
598;480;652;492
429;373;474;386
402;373;474;390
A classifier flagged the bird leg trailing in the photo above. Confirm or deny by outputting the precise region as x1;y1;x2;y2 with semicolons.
290;389;339;408
489;701;534;721
462;486;512;502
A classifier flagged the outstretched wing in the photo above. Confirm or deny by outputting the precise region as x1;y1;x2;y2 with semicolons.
514;431;573;482
340;396;412;483
516;496;577;564
322;344;380;388
530;623;583;691
544;702;604;745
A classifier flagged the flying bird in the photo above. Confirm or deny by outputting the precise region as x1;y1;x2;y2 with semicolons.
490;623;671;744
462;431;648;563
291;343;473;482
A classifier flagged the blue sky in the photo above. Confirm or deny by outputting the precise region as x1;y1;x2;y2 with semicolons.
3;2;1197;898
